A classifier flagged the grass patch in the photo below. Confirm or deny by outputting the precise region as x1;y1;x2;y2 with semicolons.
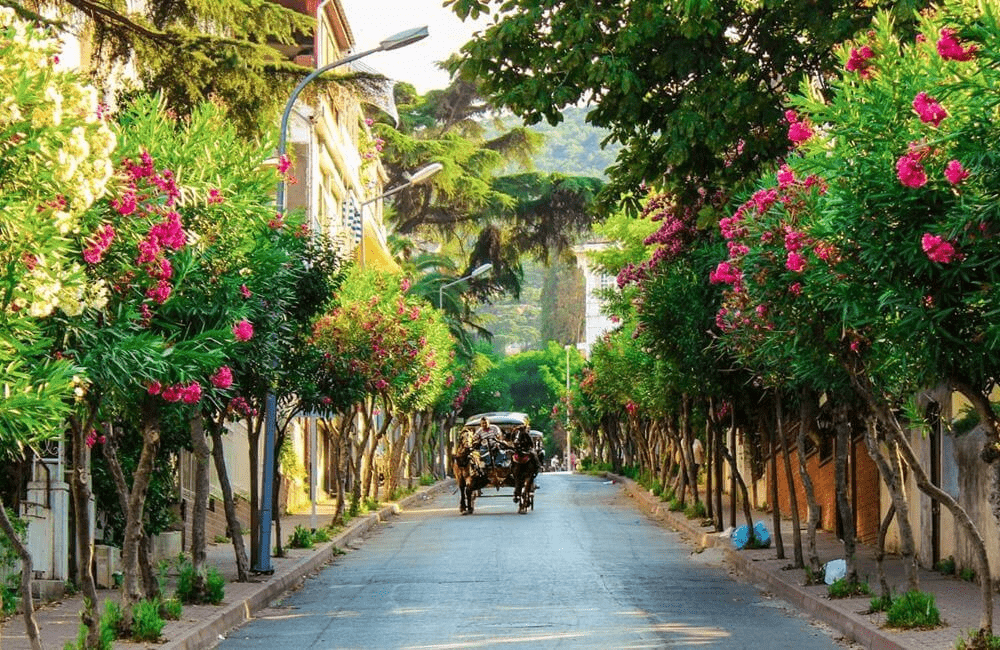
885;590;941;629
827;578;872;599
935;555;956;575
956;630;1000;649
684;501;706;519
869;593;893;613
288;524;314;549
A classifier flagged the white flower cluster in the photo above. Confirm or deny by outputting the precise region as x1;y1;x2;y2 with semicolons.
1;10;117;319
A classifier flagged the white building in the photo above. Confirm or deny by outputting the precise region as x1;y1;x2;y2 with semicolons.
571;241;619;358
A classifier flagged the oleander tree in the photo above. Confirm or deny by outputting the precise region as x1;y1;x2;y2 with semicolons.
713;1;1000;635
0;10;118;648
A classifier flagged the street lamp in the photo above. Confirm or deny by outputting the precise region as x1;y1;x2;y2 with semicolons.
565;344;571;473
360;162;443;207
256;25;429;575
437;263;492;310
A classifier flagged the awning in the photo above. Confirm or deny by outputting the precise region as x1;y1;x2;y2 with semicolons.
355;214;400;273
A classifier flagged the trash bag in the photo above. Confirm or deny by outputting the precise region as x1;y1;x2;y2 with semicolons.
731;522;772;550
824;559;847;585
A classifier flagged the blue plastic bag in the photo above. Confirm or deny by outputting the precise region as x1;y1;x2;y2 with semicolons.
731;522;772;549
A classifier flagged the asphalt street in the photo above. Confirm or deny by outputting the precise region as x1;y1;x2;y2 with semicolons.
216;473;847;649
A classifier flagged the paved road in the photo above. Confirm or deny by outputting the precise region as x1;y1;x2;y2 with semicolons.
217;473;847;649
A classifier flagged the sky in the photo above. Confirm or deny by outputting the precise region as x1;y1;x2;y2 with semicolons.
339;0;489;94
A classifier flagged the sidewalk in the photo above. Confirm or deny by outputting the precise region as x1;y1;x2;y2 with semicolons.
610;472;995;650
0;479;455;650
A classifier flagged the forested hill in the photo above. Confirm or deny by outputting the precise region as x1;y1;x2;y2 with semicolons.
497;105;621;179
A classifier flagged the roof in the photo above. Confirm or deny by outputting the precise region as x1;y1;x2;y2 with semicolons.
464;412;530;427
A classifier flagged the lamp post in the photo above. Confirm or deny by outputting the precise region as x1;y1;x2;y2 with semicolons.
360;162;443;207
256;25;429;575
437;263;492;310
565;344;571;472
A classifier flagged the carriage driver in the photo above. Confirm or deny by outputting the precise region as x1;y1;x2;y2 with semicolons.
472;417;505;471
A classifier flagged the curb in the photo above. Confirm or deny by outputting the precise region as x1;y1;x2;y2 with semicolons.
610;473;907;650
161;479;456;650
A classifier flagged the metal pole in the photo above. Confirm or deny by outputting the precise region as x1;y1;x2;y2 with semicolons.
565;345;571;473
257;34;425;573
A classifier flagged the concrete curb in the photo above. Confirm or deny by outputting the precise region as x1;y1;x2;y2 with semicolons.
161;479;456;650
610;473;908;650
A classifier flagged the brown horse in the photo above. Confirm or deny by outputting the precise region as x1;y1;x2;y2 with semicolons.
453;430;489;514
510;427;540;514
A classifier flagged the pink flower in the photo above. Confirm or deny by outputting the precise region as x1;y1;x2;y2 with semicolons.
210;366;233;389
232;319;254;342
937;28;976;61
208;188;224;204
921;233;957;263
112;191;137;216
277;154;292;175
161;384;182;402
944;160;969;185
788;282;803;295
785;251;807;272
709;261;742;285
777;164;796;189
145;279;172;304
240;284;252;299
180;382;202;404
400;277;411;292
268;213;284;230
147;381;163;395
85;429;106;448
784;229;807;252
845;45;876;78
912;92;947;127
786;110;813;145
896;152;928;188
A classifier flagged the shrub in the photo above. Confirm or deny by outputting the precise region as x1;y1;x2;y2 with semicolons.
131;599;165;642
960;567;976;582
869;593;893;613
886;590;941;629
956;630;1000;650
159;597;182;620
668;498;684;512
419;473;435;486
175;562;226;605
827;578;871;599
313;528;332;543
936;556;956;575
289;525;314;549
364;497;379;512
684;501;706;519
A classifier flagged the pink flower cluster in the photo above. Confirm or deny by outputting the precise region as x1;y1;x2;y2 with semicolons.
230;396;258;418
83;223;116;265
149;380;203;404
210;366;233;389
845;45;876;78
937;28;976;61
232;319;254;342
896;149;928;188
207;188;224;205
85;429;107;448
912;92;947;127
921;233;957;263
945;160;969;185
710;261;742;285
785;110;813;145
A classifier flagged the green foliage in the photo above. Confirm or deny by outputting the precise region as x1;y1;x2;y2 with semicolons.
960;567;977;582
936;556;956;575
174;561;225;605
956;630;1000;650
65;599;119;650
130;599;165;642
419;473;436;486
684;501;707;520
668;498;684;512
312;528;331;544
289;525;314;549
159;597;182;621
828;578;871;599
869;593;893;613
885;590;941;629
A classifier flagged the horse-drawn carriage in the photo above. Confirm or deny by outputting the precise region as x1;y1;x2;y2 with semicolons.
452;412;541;515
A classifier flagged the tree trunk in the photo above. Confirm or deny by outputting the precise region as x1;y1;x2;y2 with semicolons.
210;422;249;582
705;418;714;521
875;503;896;601
854;375;992;633
247;411;263;570
681;396;699;504
833;405;858;585
797;391;823;574
770;408;784;560
188;413;210;599
862;417;918;591
0;496;43;650
719;443;757;544
778;393;803;568
68;422;100;648
121;404;161;609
